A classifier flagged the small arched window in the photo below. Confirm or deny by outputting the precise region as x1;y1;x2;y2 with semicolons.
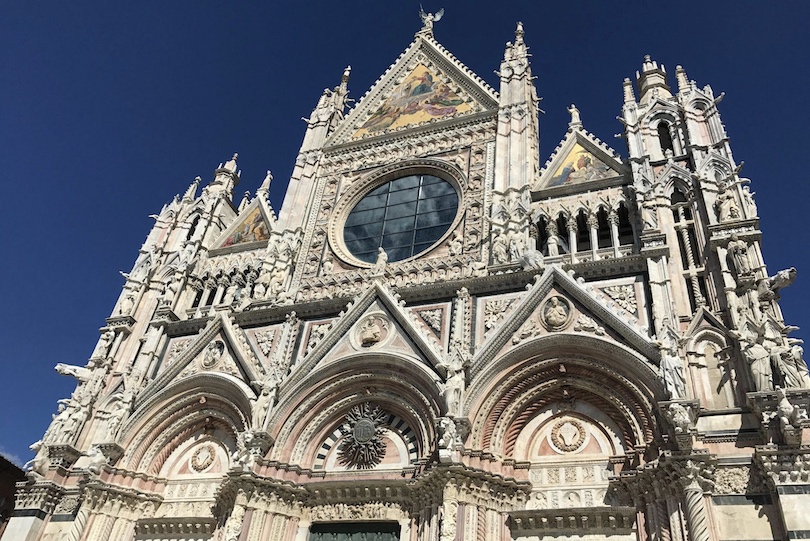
658;122;674;155
186;216;201;242
617;204;634;245
596;208;611;249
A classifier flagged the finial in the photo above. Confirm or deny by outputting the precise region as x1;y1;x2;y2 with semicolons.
567;104;582;130
622;77;636;103
623;77;635;103
418;5;444;34
256;170;273;201
515;21;525;43
223;153;239;172
183;177;201;202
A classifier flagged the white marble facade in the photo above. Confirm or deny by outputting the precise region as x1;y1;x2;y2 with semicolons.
4;16;810;541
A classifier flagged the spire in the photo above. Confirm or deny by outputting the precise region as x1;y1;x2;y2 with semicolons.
623;77;635;104
256;170;273;201
182;177;201;202
675;65;689;94
635;55;672;103
339;65;351;93
238;191;250;212
205;153;241;199
514;21;526;52
300;69;353;151
222;153;239;173
495;22;540;190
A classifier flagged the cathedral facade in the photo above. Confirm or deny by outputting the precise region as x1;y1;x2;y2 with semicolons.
5;17;810;541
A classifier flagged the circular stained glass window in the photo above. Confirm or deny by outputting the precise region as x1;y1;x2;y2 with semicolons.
343;174;459;264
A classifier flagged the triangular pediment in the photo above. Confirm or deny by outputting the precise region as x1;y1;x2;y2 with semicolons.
285;280;445;389
472;266;659;375
210;198;275;252
685;307;728;339
534;129;626;191
328;34;498;145
136;313;265;406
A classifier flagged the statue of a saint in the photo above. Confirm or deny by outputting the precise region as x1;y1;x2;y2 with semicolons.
371;247;388;274
251;374;278;430
738;332;774;392
727;234;753;279
543;297;569;329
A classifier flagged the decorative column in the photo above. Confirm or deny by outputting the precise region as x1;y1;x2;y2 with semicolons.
587;213;598;260
674;460;715;541
567;221;578;264
609;209;621;258
665;484;686;541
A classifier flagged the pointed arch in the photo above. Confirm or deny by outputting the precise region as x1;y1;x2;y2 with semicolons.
269;352;442;468
118;373;251;474
466;334;662;457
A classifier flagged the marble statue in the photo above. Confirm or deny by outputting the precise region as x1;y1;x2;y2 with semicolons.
727;234;753;280
757;267;797;302
251;374;278;431
419;6;444;31
371;247;388;274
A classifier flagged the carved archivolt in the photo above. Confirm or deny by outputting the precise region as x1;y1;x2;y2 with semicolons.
466;347;658;455
270;365;441;465
119;380;250;472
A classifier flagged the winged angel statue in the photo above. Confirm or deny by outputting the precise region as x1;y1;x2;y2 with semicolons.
419;5;444;31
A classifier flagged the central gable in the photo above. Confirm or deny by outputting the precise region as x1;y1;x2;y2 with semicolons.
328;34;499;145
352;64;472;138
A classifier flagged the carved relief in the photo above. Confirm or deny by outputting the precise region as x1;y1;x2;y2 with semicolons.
351;314;393;350
550;419;586;452
601;285;638;315
573;314;605;335
485;298;516;331
541;296;572;331
254;330;275;357
417;308;444;335
201;341;225;369
190;444;216;473
337;403;388;469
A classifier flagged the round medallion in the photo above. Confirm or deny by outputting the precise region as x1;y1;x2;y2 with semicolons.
541;296;572;331
201;341;225;369
351;314;393;350
550;418;586;452
191;444;216;472
353;419;376;443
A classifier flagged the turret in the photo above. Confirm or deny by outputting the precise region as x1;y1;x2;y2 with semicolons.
203;153;240;200
635;55;672;103
279;68;351;230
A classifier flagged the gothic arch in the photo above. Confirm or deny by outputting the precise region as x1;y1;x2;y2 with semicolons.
466;334;662;457
269;354;442;468
685;328;737;409
118;373;251;474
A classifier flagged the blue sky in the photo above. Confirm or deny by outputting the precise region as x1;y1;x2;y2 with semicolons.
1;1;808;465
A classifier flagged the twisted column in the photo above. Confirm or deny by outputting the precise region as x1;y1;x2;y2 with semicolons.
682;481;710;541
